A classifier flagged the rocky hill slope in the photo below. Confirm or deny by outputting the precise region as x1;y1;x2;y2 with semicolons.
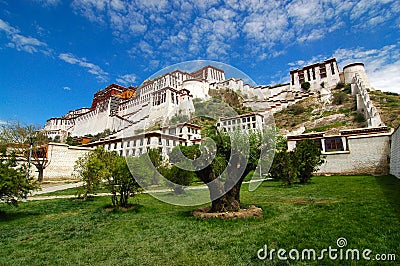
274;84;400;135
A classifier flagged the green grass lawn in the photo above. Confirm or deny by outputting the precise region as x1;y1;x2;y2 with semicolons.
1;175;399;265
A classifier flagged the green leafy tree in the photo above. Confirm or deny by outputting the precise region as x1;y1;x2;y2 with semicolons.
74;147;141;207
147;148;164;185
270;138;324;185
170;126;274;212
269;150;297;186
294;140;324;184
106;156;140;207
0;121;51;182
164;164;195;194
74;147;113;199
0;147;37;206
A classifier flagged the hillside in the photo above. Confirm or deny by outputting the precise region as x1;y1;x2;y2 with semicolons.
369;90;400;129
274;84;368;135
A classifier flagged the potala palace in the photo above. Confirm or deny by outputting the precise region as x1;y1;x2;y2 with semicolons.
44;58;382;146
41;58;400;179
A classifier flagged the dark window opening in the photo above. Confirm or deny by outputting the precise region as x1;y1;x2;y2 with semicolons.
325;137;343;152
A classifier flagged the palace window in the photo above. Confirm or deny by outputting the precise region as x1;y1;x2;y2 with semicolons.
324;137;343;152
319;65;327;78
330;62;335;75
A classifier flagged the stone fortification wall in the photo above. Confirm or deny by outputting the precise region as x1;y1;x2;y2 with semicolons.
318;133;390;175
43;143;92;179
352;73;383;127
390;126;400;178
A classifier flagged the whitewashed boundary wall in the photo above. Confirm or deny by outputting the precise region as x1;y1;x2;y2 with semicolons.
317;134;390;175
390;126;400;178
288;128;391;176
43;143;92;179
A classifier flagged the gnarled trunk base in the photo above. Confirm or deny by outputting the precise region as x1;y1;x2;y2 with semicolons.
193;205;263;219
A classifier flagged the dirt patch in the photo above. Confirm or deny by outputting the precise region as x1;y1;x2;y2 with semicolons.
289;199;338;204
192;205;263;219
105;204;138;212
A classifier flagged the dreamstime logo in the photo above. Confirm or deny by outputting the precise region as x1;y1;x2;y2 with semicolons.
122;60;276;206
257;237;397;261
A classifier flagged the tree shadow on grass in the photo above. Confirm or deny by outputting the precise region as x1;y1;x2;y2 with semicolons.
102;203;144;214
374;175;400;219
0;209;41;222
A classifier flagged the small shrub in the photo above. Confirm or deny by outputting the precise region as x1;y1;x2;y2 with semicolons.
164;165;195;194
343;84;352;94
354;112;366;123
287;104;305;115
301;82;311;91
383;91;399;96
332;92;347;105
335;82;345;90
269;138;324;185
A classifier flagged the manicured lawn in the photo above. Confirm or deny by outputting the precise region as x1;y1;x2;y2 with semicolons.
1;175;399;265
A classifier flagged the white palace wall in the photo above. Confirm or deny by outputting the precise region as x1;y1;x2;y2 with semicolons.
390;126;400;178
44;143;92;179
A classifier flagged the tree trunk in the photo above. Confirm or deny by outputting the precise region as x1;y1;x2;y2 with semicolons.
37;167;44;182
210;193;241;212
209;177;243;213
209;154;249;213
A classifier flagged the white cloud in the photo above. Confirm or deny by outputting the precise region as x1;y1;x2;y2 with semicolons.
32;0;61;7
368;60;400;93
71;0;108;23
116;73;137;85
70;0;400;65
287;55;328;69
333;44;400;93
0;19;49;54
63;86;71;91
59;53;108;82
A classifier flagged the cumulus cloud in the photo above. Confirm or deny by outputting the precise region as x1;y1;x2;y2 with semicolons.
333;44;400;93
0;19;49;54
59;53;108;82
287;55;328;69
70;0;400;64
63;86;71;91
116;73;137;85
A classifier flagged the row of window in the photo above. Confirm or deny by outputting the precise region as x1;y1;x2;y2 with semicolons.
219;116;258;126
292;63;337;85
222;123;258;132
117;147;174;157
106;138;186;150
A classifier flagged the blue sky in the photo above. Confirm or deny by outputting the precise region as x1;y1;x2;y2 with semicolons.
0;0;399;126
